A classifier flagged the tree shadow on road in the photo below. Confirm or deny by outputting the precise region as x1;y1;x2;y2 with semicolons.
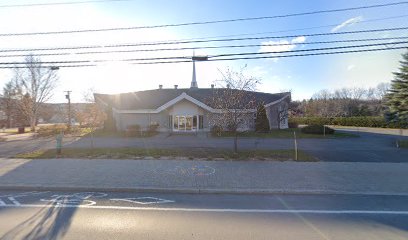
0;197;78;240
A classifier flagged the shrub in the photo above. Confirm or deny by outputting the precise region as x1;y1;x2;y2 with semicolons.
255;103;270;132
211;125;223;136
147;123;159;136
125;124;141;137
288;121;299;128
301;125;335;135
148;123;159;132
37;124;67;137
290;117;408;129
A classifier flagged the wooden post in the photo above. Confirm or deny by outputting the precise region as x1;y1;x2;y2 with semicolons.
294;131;298;161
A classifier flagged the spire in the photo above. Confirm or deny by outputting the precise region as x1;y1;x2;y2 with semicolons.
191;51;198;88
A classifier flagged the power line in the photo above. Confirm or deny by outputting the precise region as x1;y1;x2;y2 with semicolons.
207;46;408;62
1;1;407;36
162;14;408;42
0;46;405;68
2;26;408;53
1;36;407;58
0;0;133;8
1;41;406;65
208;41;408;58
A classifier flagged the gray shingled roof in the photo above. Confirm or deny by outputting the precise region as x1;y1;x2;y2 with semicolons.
94;88;290;110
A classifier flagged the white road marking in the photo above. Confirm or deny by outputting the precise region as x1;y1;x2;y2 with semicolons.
73;192;108;199
1;203;408;215
110;197;175;205
0;191;49;198
40;194;97;206
7;197;20;206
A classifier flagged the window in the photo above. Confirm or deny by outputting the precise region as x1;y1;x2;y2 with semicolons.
199;115;204;129
193;116;197;130
173;116;178;130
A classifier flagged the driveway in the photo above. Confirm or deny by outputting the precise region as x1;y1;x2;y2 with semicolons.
0;135;78;158
63;131;408;163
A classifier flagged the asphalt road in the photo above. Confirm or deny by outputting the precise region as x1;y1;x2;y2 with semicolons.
0;190;407;239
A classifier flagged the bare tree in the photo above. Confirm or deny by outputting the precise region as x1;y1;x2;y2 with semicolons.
13;55;58;131
375;82;390;100
277;102;289;129
209;67;260;153
79;88;106;148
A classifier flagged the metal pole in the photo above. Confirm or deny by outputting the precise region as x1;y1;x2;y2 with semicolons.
294;131;298;161
65;91;72;131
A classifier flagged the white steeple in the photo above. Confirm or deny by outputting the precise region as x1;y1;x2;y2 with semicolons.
191;51;198;88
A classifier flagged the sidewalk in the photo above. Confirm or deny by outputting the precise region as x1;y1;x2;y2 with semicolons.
1;158;408;195
331;126;408;136
0;132;36;141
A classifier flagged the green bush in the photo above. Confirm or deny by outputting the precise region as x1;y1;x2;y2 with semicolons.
288;121;299;128
301;125;335;135
291;117;408;129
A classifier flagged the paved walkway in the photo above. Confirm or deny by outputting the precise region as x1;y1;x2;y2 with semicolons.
1;158;408;195
331;126;408;136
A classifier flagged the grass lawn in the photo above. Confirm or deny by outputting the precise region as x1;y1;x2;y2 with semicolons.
82;129;158;138
215;128;359;139
14;147;317;162
1;127;32;134
399;140;408;148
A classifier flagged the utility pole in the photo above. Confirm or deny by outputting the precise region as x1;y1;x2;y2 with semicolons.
65;90;72;131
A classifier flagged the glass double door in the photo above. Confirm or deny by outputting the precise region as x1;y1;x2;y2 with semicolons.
174;115;197;131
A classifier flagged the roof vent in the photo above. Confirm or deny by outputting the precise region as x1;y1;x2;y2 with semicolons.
159;84;163;89
211;84;214;89
174;85;178;89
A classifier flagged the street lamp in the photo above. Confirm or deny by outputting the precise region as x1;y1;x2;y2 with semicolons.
192;56;208;61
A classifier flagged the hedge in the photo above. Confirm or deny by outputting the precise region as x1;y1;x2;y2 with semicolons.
301;125;335;135
290;117;408;129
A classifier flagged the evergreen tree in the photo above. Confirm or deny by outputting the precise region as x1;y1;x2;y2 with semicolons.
386;50;408;122
255;103;269;132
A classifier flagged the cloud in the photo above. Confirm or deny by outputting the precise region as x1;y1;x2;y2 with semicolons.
291;36;306;44
259;36;306;59
331;16;363;32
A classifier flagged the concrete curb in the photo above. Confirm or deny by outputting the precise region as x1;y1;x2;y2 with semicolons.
2;185;408;196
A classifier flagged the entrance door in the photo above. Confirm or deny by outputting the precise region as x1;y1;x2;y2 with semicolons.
173;115;197;131
186;116;192;130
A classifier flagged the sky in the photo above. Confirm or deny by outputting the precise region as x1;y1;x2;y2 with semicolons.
0;0;407;103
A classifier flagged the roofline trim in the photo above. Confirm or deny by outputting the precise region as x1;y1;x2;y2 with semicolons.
94;94;109;107
264;93;291;108
156;92;214;113
113;92;215;114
